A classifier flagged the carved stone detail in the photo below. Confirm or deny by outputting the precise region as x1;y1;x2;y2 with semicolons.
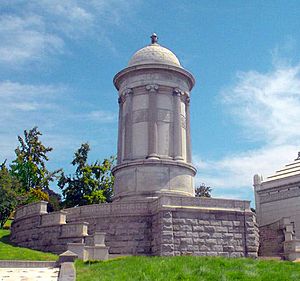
146;84;159;92
173;88;182;96
119;88;133;104
260;187;300;203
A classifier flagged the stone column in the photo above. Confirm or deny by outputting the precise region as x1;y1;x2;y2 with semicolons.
146;84;159;159
185;94;192;163
123;89;133;161
173;89;183;160
117;95;125;164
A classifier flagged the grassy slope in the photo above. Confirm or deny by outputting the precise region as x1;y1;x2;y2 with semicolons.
76;256;300;281
0;227;57;261
2;219;300;280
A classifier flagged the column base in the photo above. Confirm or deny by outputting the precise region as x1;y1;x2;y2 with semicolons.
147;154;160;160
174;156;184;161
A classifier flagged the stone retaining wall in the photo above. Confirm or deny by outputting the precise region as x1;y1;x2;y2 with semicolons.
10;196;259;257
10;202;88;254
151;208;258;257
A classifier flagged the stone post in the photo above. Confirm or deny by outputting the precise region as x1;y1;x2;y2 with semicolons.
146;84;159;159
253;174;262;225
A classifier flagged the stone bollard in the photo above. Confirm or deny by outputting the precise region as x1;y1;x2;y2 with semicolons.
58;251;77;281
67;232;109;261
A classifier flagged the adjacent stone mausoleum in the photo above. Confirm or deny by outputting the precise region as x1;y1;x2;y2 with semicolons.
11;34;259;258
254;154;300;260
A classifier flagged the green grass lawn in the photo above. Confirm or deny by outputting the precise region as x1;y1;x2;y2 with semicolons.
2;222;300;280
0;227;57;261
76;256;300;281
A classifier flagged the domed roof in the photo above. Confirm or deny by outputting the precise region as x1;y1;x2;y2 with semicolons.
128;33;181;68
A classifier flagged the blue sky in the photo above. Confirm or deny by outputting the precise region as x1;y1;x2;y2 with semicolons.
1;1;300;204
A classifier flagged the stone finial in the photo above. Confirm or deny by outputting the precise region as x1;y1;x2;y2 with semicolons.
150;33;158;44
58;250;78;264
253;174;262;186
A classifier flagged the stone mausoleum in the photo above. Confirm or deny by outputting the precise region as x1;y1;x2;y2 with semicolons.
254;154;300;261
11;34;259;258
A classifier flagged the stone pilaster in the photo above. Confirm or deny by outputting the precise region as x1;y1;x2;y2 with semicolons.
123;89;133;161
173;89;183;161
117;95;125;164
184;94;192;163
146;84;159;159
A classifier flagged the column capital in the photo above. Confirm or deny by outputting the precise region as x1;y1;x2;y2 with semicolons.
122;88;133;96
173;88;182;96
146;84;159;92
119;88;133;104
118;95;126;104
183;92;190;105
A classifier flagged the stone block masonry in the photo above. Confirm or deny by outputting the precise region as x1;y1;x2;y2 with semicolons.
11;195;259;258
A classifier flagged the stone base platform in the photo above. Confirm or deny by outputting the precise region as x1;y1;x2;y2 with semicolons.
10;195;259;258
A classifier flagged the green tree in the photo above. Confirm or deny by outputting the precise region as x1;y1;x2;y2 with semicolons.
58;143;115;208
10;127;61;210
10;127;60;192
0;161;19;228
195;183;212;198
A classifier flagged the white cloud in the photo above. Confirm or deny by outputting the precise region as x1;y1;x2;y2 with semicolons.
196;57;300;198
0;80;116;163
86;110;117;123
0;81;63;115
222;64;300;144
195;145;298;189
0;0;138;68
0;15;64;66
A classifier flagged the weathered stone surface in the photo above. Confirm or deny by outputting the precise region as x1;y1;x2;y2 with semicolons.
11;195;258;258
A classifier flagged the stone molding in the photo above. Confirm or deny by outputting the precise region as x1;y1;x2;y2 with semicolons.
258;185;300;204
113;63;195;91
112;158;197;175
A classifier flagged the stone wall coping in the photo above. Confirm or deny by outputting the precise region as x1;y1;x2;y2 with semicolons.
0;261;57;268
64;221;89;226
40;210;68;216
15;200;48;211
159;205;253;215
113;63;195;91
84;245;109;250
155;195;251;210
58;262;76;281
62;195;251;220
112;158;197;175
13;212;41;223
14;201;48;220
64;202;152;218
